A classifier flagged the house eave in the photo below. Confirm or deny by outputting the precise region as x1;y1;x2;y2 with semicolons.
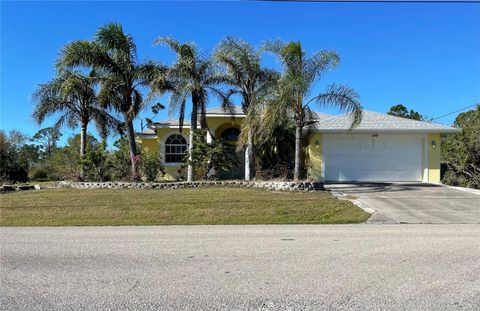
205;113;245;118
148;124;185;129
135;134;158;139
313;128;460;134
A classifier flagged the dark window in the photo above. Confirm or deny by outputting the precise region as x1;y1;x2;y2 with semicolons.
165;134;187;163
220;128;240;142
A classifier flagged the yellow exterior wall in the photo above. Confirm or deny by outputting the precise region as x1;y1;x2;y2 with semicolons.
138;137;158;153
137;118;243;182
137;128;190;181
206;116;243;138
139;127;443;183
307;133;323;182
428;133;441;183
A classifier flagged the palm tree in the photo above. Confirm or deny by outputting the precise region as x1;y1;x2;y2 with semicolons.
213;37;279;181
32;70;119;180
264;40;362;182
151;37;225;182
56;23;162;179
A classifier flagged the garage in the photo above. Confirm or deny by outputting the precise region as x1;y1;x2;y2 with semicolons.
324;134;424;182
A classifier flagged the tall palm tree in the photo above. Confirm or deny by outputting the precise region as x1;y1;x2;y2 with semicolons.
32;70;119;180
264;40;362;181
213;37;279;181
56;23;162;179
151;37;225;182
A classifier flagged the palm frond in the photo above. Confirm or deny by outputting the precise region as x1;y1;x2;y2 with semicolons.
305;50;339;84
154;36;182;54
95;22;136;61
314;84;362;129
56;40;120;74
136;60;170;88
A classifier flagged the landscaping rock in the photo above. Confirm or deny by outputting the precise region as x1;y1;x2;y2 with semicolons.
17;185;35;191
1;185;16;192
60;180;325;192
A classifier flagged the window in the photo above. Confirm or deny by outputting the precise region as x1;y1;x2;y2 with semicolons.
220;128;240;142
165;134;187;163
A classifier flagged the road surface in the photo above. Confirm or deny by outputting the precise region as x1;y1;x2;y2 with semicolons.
1;225;479;310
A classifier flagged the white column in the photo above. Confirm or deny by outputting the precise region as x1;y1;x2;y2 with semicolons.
422;134;429;182
206;130;213;144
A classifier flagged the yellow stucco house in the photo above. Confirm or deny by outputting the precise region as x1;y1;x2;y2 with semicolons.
136;107;459;183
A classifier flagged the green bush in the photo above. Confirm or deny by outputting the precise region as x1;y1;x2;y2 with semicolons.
28;165;50;182
0;130;30;183
82;142;113;182
139;150;165;182
188;129;238;180
442;104;479;189
109;137;133;181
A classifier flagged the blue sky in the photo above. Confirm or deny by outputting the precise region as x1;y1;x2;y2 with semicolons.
1;1;479;145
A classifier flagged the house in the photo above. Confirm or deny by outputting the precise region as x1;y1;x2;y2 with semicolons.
135;107;459;183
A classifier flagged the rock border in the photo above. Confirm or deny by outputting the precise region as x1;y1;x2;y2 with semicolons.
0;184;41;193
59;180;325;192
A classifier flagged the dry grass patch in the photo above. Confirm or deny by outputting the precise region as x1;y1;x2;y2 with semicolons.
0;187;370;226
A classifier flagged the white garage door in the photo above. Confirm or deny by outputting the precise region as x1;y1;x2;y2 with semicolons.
324;134;423;182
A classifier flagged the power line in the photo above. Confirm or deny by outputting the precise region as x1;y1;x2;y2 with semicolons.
432;104;478;120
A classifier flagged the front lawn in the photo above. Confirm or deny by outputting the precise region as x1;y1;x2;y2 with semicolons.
0;187;370;226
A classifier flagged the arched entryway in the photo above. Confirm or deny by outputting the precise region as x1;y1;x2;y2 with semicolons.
216;125;245;180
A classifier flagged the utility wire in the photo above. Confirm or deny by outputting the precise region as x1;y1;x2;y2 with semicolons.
432;104;478;120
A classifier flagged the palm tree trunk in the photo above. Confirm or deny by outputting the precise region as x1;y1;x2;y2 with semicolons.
79;123;87;181
187;126;195;182
125;118;138;180
245;128;254;181
187;95;198;182
294;123;302;182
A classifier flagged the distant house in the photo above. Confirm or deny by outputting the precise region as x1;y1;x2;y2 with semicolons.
136;107;458;182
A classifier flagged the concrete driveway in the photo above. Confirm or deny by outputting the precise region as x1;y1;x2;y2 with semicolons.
1;225;480;311
326;183;480;224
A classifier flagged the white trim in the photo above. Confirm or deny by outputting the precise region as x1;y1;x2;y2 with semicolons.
136;134;158;139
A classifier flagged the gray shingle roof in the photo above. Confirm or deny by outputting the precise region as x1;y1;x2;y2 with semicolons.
310;111;334;121
142;109;457;134
151;120;191;127
136;128;157;137
206;106;245;116
313;110;459;133
147;106;244;129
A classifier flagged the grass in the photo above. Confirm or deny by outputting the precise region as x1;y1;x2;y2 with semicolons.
0;187;370;226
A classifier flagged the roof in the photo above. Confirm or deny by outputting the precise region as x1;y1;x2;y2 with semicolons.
312;110;459;133
138;109;458;135
309;111;335;121
146;106;245;129
151;119;191;127
205;106;245;116
135;128;158;138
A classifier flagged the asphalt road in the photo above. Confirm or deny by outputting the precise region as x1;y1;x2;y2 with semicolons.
326;183;480;224
1;225;480;310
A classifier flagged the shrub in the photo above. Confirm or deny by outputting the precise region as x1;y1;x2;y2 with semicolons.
139;150;165;182
188;130;238;180
82;142;113;181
